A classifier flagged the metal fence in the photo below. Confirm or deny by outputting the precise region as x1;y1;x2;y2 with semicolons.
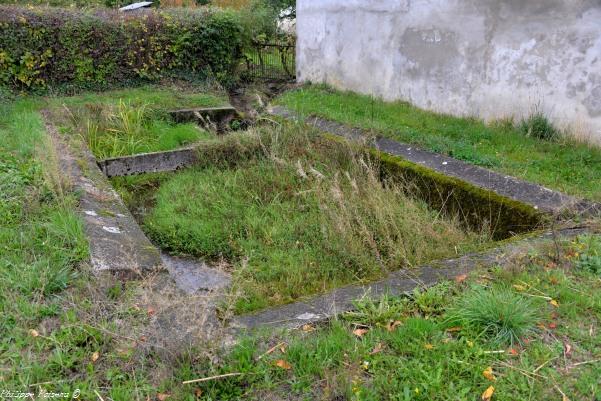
243;40;296;81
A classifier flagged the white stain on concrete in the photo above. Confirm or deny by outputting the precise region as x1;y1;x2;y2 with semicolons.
102;226;122;234
296;312;322;320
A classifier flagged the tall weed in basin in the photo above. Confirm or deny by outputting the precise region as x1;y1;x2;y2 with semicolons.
71;100;209;159
446;286;541;345
314;150;474;273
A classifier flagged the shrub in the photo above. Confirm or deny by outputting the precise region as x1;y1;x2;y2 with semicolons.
0;6;243;90
519;111;559;141
446;287;541;345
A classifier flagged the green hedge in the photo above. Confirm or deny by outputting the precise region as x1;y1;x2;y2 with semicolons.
0;6;243;90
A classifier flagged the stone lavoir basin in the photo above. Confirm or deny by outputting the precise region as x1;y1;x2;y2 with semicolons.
51;104;598;339
105;116;555;316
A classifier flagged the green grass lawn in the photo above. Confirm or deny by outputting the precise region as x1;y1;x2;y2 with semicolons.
173;235;601;401
277;86;601;202
115;123;488;313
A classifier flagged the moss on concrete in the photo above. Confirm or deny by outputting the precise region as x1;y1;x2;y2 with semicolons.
322;133;544;239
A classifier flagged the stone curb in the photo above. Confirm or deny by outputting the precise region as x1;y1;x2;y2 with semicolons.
233;226;592;330
42;111;163;278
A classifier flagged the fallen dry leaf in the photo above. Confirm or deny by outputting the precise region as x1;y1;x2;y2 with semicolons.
508;348;519;356
446;326;462;333
369;342;384;355
194;388;203;398
564;342;572;355
481;385;495;401
275;359;292;370
548;322;557;329
424;343;434;350
550;299;559;308
455;274;468;284
301;324;315;332
29;329;39;338
147;307;156;316
482;367;496;381
386;320;402;332
91;351;100;363
157;393;170;401
512;284;527;292
279;344;287;353
353;328;369;337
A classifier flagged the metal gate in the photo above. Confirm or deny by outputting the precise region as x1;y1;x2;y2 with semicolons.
244;39;296;81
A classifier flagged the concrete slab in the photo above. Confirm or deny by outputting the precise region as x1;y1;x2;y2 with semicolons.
169;106;239;132
234;226;591;330
161;253;231;294
43;111;163;279
269;106;601;217
98;146;198;177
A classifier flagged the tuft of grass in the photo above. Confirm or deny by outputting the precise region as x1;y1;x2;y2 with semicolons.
519;111;559;141
446;287;541;345
278;85;601;201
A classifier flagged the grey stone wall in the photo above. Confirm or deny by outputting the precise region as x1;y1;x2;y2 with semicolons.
296;0;601;142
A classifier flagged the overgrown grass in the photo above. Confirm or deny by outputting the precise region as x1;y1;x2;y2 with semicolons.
129;123;489;312
172;237;601;400
4;85;600;401
278;85;601;201
519;111;559;141
55;86;227;158
69;100;213;159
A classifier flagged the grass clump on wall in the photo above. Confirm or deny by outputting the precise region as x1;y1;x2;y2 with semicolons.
519;111;559;141
0;6;243;91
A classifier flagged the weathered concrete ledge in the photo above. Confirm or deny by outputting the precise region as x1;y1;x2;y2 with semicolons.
234;226;592;330
269;106;601;218
98;147;199;177
43;111;163;278
169;106;239;132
